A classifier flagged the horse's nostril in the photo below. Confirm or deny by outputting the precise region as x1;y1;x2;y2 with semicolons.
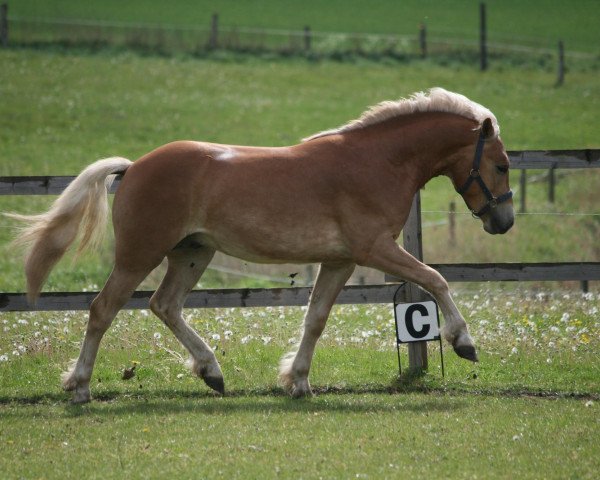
498;217;514;234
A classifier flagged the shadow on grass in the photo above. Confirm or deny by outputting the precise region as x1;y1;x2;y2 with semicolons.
0;377;469;415
1;371;596;415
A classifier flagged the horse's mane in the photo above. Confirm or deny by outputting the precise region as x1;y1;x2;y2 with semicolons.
302;87;499;142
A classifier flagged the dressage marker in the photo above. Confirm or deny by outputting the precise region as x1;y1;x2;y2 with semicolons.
393;284;444;377
6;88;514;403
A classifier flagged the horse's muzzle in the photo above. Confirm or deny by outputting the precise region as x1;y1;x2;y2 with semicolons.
483;204;515;235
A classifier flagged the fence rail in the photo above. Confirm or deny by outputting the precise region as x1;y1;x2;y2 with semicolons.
1;150;599;196
2;263;597;313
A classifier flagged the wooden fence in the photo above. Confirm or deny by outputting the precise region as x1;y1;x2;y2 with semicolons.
1;149;599;369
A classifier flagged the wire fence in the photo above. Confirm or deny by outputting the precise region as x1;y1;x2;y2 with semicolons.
4;12;597;68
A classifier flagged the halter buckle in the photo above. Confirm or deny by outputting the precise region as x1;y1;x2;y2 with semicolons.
469;169;480;178
489;197;498;209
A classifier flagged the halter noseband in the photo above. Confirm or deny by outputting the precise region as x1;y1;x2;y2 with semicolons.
456;129;513;218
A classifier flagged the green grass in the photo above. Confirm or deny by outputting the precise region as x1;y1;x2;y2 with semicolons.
10;0;600;54
1;49;599;293
0;394;597;479
1;295;598;478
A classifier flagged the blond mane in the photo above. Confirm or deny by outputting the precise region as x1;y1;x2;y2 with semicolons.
303;87;499;142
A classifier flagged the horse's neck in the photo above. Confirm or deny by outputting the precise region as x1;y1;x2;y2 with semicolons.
348;112;477;186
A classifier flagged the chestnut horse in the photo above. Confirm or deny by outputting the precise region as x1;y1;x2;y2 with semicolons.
8;88;513;402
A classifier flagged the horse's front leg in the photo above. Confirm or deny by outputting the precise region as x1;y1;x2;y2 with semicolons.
363;238;478;362
279;262;355;397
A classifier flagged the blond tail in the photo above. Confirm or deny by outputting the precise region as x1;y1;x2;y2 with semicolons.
4;157;132;303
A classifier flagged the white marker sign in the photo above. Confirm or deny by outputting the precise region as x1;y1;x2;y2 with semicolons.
395;301;440;343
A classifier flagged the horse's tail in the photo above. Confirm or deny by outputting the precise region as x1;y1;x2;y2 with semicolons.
5;157;132;303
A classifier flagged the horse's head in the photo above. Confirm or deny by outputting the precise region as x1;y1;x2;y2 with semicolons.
454;118;514;235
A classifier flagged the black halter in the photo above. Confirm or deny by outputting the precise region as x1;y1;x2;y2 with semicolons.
456;130;513;218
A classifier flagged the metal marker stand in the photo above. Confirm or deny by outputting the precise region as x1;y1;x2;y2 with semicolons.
393;283;445;377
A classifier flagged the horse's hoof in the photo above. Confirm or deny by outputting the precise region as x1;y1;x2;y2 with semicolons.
290;381;313;399
71;391;91;404
203;375;225;395
453;344;479;362
291;389;313;399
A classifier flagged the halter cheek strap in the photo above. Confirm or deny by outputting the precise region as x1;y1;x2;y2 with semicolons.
456;130;513;218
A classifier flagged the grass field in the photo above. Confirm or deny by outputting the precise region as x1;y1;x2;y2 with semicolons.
10;0;600;54
1;294;599;478
0;8;599;476
1;49;599;292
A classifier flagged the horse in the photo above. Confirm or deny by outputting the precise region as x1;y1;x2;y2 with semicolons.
7;88;514;403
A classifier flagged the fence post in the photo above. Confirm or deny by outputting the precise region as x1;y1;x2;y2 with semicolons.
419;22;427;58
448;200;456;245
402;192;428;372
208;13;219;49
548;165;556;203
519;169;527;213
303;26;311;52
580;280;589;293
556;40;565;86
479;2;487;71
0;3;8;48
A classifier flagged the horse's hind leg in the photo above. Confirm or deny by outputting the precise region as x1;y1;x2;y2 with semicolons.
62;266;151;403
279;262;355;398
149;244;224;394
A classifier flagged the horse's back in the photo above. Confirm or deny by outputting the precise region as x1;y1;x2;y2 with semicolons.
111;139;354;265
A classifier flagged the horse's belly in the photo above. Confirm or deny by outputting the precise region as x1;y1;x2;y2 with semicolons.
198;223;351;264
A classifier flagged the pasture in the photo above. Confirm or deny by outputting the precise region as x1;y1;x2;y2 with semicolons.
1;295;599;478
0;14;599;478
10;0;600;54
1;49;599;292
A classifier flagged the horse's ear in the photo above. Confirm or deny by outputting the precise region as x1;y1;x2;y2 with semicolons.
481;117;495;140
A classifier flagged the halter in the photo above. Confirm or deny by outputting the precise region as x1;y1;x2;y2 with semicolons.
456;129;513;218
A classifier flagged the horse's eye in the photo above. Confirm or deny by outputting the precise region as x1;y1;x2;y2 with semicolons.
496;165;509;174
